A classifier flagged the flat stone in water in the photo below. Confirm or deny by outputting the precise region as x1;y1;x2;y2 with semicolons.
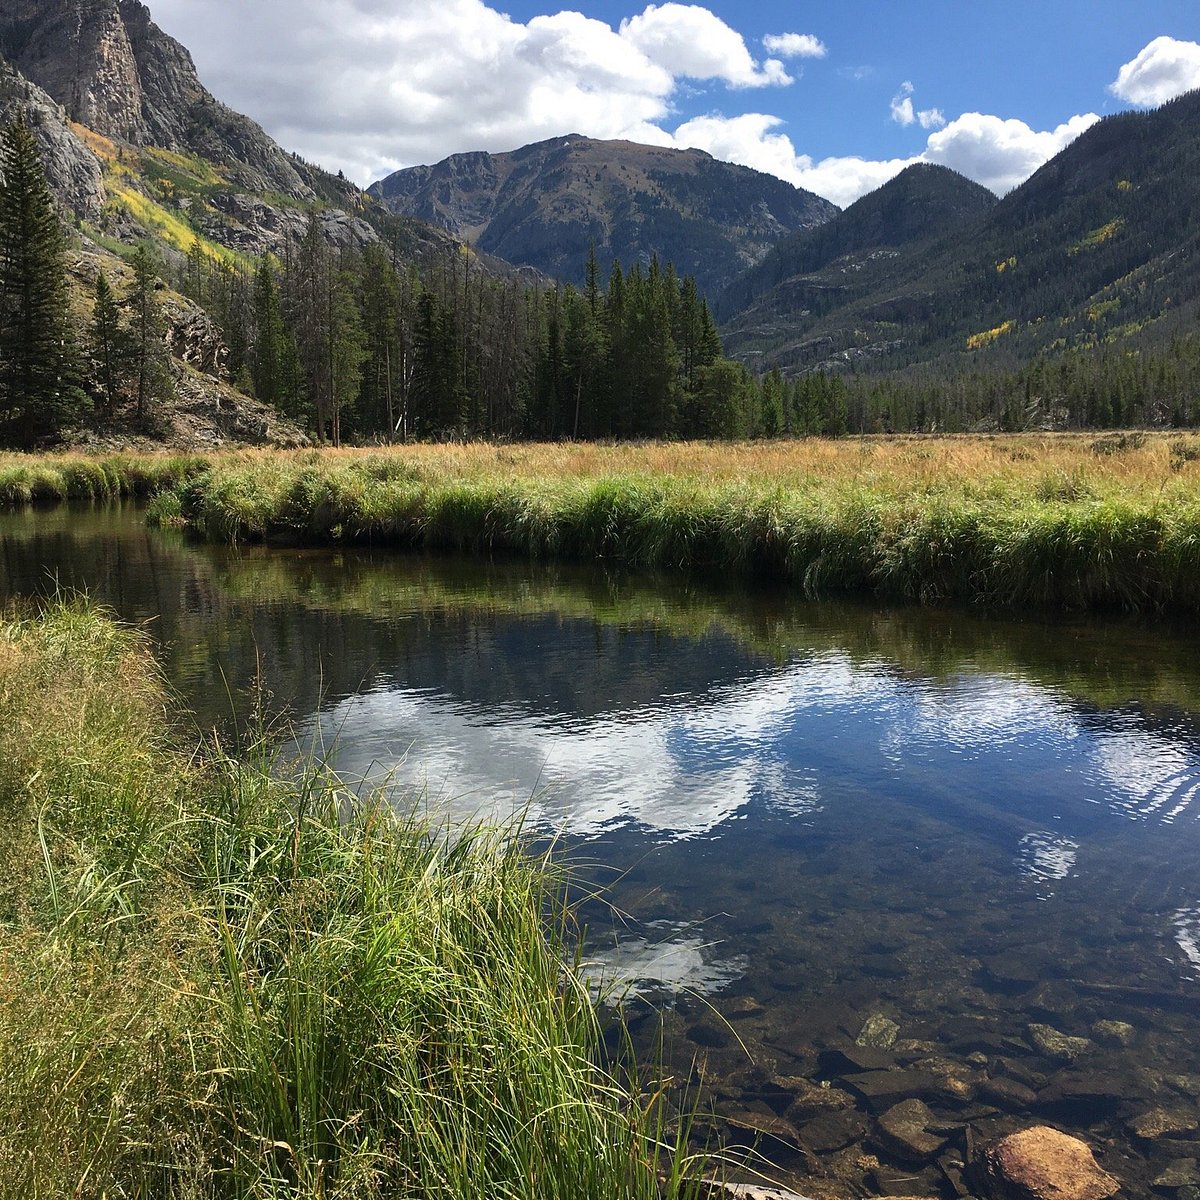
722;1108;804;1150
841;1069;948;1110
1090;1020;1136;1049
1037;1069;1145;1109
820;1044;896;1075
796;1108;866;1154
781;1078;857;1123
979;1076;1039;1110
1155;1159;1200;1190
1027;1023;1092;1063
874;1098;949;1164
1128;1106;1198;1140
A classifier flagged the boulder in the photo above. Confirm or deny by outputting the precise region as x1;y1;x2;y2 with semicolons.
980;1126;1118;1200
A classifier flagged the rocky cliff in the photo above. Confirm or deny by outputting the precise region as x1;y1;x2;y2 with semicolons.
371;135;838;297
0;0;312;199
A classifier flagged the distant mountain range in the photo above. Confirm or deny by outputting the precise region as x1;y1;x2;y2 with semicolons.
369;135;837;298
717;91;1200;376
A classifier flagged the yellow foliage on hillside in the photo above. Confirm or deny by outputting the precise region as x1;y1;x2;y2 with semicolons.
966;320;1015;350
995;256;1017;274
1069;219;1125;255
68;121;118;163
108;185;243;267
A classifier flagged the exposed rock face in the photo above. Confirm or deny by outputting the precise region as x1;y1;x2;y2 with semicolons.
981;1127;1119;1200
0;0;313;199
0;58;106;217
370;134;837;298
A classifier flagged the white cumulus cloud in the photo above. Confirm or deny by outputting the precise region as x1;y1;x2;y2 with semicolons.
620;3;792;88
924;111;1099;193
147;0;1102;208
1110;35;1200;107
762;32;827;60
671;107;1097;206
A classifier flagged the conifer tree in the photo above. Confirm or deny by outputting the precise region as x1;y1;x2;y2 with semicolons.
127;243;173;425
0;116;86;446
90;270;127;418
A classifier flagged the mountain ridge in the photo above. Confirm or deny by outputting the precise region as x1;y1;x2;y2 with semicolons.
370;134;838;298
719;90;1200;376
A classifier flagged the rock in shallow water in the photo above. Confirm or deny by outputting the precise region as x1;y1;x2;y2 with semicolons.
1090;1019;1136;1049
1027;1024;1092;1064
873;1098;949;1163
980;1126;1118;1200
858;1012;902;1049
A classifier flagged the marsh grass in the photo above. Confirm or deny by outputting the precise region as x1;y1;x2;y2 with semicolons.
9;435;1200;610
160;435;1200;612
0;603;708;1199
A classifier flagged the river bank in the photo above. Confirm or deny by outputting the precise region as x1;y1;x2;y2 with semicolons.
0;601;705;1199
7;434;1200;612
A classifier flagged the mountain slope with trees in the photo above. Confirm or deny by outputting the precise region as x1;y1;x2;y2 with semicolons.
718;90;1200;380
369;135;838;299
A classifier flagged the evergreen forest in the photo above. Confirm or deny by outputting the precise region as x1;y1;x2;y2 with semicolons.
3;114;1200;450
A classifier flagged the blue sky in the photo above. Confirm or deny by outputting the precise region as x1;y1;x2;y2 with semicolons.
151;0;1200;206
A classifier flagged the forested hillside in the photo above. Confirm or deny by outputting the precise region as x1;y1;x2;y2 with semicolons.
719;91;1200;381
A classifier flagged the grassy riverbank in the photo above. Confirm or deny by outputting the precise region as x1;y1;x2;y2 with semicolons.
0;450;207;503
8;434;1200;610
0;603;702;1199
178;436;1200;612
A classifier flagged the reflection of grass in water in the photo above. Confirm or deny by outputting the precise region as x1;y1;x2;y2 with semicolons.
8;433;1200;614
149;436;1200;614
0;602;709;1198
205;547;1200;712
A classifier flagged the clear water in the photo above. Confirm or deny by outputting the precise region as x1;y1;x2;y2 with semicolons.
4;503;1200;1196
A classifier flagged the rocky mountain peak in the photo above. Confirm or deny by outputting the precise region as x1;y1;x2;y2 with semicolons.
370;136;838;297
0;0;312;199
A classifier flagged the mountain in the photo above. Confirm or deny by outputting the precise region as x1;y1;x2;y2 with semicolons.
0;0;475;265
716;164;997;323
719;91;1200;376
369;134;838;298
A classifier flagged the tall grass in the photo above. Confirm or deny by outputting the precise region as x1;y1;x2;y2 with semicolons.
164;436;1200;612
0;603;705;1199
0;451;208;505
9;434;1200;610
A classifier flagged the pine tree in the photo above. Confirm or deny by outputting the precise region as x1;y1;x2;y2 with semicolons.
127;243;173;426
0;116;86;446
90;270;127;418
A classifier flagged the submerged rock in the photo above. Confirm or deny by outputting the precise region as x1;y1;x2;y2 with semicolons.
796;1108;866;1154
1154;1159;1200;1190
858;1012;902;1049
874;1098;949;1163
979;1076;1038;1110
1128;1107;1198;1140
1027;1024;1092;1064
980;1126;1118;1200
1090;1020;1136;1049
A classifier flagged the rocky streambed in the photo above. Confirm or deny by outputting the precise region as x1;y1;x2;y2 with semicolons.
629;988;1200;1198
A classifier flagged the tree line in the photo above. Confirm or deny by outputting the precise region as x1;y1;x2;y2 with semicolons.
2;110;1200;450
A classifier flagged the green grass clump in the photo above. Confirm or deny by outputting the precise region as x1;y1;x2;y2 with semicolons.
0;452;208;507
0;603;704;1199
